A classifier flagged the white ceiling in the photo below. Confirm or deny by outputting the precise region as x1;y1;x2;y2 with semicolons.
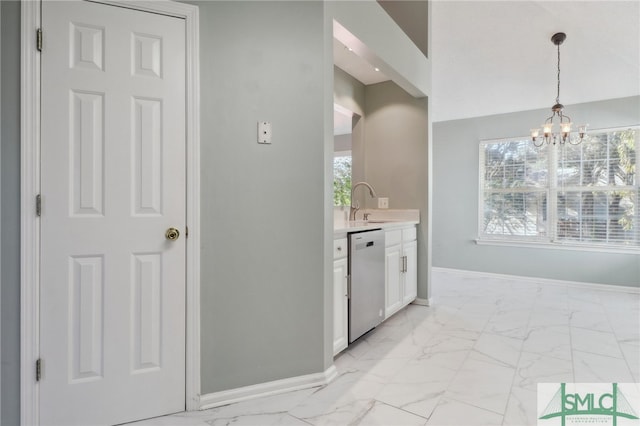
432;1;640;122
333;1;640;123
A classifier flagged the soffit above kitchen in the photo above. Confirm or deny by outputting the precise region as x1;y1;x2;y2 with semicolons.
333;1;427;87
334;37;390;86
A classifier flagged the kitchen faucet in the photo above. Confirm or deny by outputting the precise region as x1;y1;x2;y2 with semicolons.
350;182;378;221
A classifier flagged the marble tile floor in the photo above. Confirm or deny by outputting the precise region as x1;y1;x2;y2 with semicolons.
130;269;640;426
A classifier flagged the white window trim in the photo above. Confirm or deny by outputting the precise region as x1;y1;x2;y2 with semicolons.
475;238;640;255
20;2;201;424
478;126;640;252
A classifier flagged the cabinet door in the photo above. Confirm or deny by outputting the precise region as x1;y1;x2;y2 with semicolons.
402;239;418;305
385;244;403;318
333;257;349;355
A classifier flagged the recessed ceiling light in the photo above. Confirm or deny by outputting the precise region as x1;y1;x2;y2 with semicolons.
374;67;380;72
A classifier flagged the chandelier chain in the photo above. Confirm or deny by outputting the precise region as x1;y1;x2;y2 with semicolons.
556;43;561;105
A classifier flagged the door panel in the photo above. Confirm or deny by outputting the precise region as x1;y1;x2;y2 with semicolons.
40;2;186;425
70;255;104;382
132;252;163;371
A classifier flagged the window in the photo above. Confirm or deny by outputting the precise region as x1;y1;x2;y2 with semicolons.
479;128;639;249
333;154;352;206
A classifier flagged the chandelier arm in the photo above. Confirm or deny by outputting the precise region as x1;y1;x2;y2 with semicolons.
532;138;545;148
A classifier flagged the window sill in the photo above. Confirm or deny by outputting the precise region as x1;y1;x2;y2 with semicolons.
475;238;640;255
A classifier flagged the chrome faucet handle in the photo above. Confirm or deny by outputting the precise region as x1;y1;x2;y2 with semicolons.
349;200;360;221
363;213;370;221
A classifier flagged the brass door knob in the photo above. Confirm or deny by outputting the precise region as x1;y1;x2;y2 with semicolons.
165;227;180;241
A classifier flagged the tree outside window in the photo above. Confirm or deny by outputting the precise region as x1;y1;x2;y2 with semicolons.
333;155;352;207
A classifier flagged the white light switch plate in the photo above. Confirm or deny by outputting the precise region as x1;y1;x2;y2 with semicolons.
378;197;389;209
258;121;272;144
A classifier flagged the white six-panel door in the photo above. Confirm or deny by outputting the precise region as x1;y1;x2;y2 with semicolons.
39;2;186;424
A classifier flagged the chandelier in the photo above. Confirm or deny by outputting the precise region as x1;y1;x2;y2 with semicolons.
531;32;587;147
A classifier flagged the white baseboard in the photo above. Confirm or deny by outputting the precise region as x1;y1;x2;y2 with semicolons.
432;267;640;294
411;297;431;306
198;365;337;410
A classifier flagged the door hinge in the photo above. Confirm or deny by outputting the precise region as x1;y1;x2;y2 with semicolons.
185;226;189;239
36;358;42;381
347;274;351;299
36;194;42;217
36;28;43;52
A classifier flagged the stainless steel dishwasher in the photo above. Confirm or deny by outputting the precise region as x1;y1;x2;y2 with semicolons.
348;229;385;343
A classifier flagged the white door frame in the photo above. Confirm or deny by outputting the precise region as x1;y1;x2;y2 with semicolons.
20;1;201;424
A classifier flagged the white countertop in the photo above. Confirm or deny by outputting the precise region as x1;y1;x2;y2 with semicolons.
334;209;420;236
334;219;419;236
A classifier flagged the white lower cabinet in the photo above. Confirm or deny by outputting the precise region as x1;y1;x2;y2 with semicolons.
385;239;402;318
385;226;417;319
402;239;417;305
333;238;348;355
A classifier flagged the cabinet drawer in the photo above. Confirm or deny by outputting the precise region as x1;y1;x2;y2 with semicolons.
333;238;348;259
385;230;402;247
402;227;416;242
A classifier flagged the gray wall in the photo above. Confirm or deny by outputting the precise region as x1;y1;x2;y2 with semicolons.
433;96;640;286
334;134;352;152
334;66;365;185
363;81;430;300
187;1;326;393
333;66;365;116
1;1;21;424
